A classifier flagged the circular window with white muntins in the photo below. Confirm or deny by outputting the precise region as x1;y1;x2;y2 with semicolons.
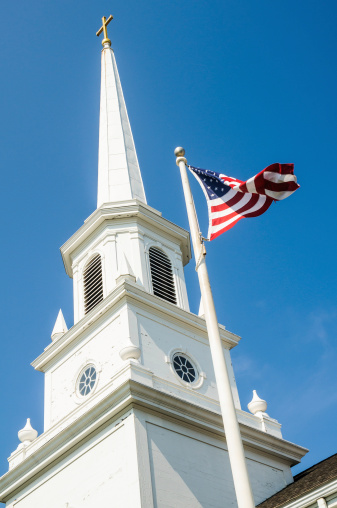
172;354;198;383
77;365;97;397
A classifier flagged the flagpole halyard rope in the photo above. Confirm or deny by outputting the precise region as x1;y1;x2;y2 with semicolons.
195;242;206;272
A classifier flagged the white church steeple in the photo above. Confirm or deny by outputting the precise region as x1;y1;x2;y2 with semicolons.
0;20;308;508
59;20;191;323
97;19;146;208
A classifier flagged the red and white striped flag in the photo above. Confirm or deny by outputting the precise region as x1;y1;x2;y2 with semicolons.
189;163;299;240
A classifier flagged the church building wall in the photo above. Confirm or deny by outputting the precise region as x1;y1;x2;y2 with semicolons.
134;408;294;508
44;294;240;430
136;307;241;409
5;406;295;508
44;310;123;429
5;413;142;508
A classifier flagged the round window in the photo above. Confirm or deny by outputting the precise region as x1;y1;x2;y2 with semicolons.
77;365;97;397
172;354;198;383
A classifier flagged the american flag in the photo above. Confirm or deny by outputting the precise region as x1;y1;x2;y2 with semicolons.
189;163;299;240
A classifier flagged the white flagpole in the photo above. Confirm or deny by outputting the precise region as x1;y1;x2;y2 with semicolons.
175;147;255;508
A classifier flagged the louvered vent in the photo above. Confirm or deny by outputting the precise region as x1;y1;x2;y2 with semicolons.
83;254;103;314
149;247;177;305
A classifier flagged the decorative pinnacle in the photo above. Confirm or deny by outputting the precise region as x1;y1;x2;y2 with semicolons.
174;147;185;157
96;15;113;47
247;390;268;416
51;309;68;342
18;418;38;445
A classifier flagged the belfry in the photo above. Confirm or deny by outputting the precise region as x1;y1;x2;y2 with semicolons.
0;19;307;507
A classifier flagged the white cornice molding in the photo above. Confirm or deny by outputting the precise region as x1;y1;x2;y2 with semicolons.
60;200;191;277
31;279;240;372
130;381;308;463
0;378;308;502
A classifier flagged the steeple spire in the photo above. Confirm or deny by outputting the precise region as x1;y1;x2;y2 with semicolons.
96;16;147;208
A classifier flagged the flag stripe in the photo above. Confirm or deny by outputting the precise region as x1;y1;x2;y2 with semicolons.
245;177;257;194
244;197;273;217
212;194;260;225
264;179;299;193
276;163;294;175
211;192;247;214
211;211;243;234
210;216;244;239
265;189;295;200
264;171;297;183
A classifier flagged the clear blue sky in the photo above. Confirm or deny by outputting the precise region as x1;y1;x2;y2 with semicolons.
0;0;336;479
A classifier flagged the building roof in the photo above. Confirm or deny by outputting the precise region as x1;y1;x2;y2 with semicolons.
258;453;337;508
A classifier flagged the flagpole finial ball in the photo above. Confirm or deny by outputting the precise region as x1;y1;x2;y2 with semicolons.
174;147;185;157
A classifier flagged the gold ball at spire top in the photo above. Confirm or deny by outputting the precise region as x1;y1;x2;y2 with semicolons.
96;15;113;47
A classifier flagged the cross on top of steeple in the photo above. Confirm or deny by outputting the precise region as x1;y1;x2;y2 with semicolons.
96;15;113;46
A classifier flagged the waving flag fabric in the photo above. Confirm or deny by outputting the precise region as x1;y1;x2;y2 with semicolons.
189;163;299;240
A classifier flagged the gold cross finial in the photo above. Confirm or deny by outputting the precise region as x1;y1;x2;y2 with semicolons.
96;15;113;47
